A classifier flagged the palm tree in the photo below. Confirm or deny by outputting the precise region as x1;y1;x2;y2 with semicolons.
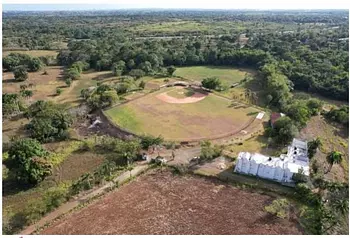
244;88;251;103
332;199;349;215
326;151;343;173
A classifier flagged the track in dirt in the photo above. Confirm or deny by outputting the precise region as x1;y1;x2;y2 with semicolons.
41;170;303;235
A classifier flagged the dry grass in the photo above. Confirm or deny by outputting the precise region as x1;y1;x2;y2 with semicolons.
299;115;348;182
2;66;65;101
2;50;59;58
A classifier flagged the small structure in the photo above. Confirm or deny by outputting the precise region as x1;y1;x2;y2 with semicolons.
270;112;285;128
234;138;309;184
88;117;102;129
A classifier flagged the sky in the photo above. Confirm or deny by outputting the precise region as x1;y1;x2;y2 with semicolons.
2;0;349;11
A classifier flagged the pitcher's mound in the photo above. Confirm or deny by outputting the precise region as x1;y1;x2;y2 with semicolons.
156;88;207;104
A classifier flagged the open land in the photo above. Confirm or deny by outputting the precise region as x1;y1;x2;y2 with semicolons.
41;170;303;235
174;66;256;86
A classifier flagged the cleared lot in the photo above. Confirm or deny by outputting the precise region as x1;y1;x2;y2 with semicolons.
42;170;303;235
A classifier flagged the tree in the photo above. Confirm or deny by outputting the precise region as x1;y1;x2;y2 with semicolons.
202;77;221;90
139;80;146;89
200;140;222;160
307;99;323;116
167;65;176;76
112;60;126;76
7;138;51;184
308;137;322;158
28;57;43;72
331;199;349;215
84;84;119;109
66;67;80;80
326;151;343;173
139;61;153;74
267;116;299;145
25;101;73;142
286;101;311;128
2;93;25;117
13;66;28;82
127;59;136;70
140;135;163;150
129;69;145;79
325;106;349;126
65;78;72;87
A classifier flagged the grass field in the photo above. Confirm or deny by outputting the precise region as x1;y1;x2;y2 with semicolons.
174;66;256;86
2;50;59;58
104;87;258;141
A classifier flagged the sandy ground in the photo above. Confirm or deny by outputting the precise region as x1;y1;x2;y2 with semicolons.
156;87;207;104
41;170;303;235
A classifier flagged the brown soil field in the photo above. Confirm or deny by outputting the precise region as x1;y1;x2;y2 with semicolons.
41;170;303;235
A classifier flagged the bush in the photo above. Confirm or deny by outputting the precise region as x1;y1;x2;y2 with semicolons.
265;198;290;219
13;65;28;82
65;78;72;87
56;88;63;95
7;138;51;185
140;135;164;150
200;140;223;160
202;77;221;90
44;185;69;212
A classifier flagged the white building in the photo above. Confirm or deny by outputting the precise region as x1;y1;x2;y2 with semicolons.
234;139;309;184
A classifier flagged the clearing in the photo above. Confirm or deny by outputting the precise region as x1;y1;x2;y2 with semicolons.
174;66;256;86
41;170;303;235
104;86;259;141
299;115;349;182
2;50;59;58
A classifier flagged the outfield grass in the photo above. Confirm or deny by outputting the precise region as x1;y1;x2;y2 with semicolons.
174;66;256;87
104;87;258;141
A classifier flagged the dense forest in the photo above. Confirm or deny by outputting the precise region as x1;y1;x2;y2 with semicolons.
3;10;349;102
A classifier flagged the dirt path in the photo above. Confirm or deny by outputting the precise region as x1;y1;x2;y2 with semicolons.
20;164;149;235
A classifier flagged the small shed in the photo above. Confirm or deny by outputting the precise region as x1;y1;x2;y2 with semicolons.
270;112;285;128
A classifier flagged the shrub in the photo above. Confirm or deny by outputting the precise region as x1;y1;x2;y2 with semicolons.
7;138;51;185
56;88;63;95
200;140;223;160
140;135;164;149
13;65;28;82
65;78;72;87
43;185;69;212
265;198;290;219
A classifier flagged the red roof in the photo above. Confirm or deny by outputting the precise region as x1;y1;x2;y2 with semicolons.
270;112;282;125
